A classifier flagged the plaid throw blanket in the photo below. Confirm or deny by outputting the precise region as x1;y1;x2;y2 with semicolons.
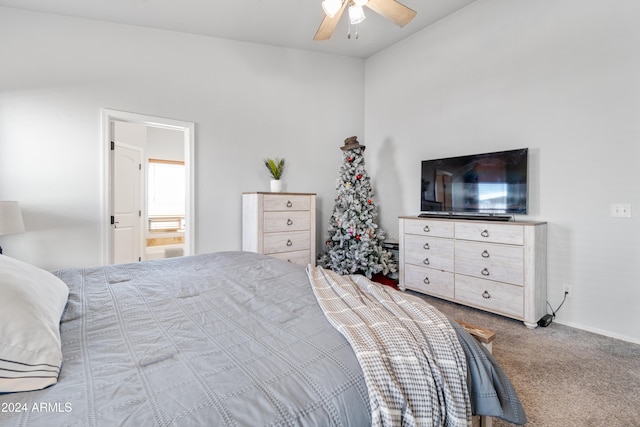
307;266;471;427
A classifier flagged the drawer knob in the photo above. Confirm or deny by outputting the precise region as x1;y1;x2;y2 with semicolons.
286;239;293;247
423;225;430;232
481;268;490;276
482;290;491;299
287;218;293;226
286;200;293;208
481;229;490;238
423;242;430;250
423;277;430;285
481;250;490;258
423;258;430;265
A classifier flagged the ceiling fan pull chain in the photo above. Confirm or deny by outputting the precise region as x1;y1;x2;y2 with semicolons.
347;21;351;39
355;24;359;39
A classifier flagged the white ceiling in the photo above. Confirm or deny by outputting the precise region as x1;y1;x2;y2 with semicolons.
0;0;478;58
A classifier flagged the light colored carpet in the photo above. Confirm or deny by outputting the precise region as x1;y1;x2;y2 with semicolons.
408;292;640;427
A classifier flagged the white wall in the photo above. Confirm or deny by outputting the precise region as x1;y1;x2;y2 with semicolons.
0;8;364;270
147;127;184;161
364;0;640;342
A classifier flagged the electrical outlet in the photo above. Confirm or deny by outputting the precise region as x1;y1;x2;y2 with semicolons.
610;204;632;218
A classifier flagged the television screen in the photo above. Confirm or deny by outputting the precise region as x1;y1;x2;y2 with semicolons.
421;148;528;215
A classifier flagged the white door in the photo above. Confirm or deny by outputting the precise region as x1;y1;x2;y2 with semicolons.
112;142;143;264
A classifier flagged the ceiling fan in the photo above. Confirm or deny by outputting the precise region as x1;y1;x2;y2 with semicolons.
314;0;417;40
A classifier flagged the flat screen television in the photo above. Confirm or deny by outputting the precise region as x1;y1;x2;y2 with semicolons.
420;148;528;217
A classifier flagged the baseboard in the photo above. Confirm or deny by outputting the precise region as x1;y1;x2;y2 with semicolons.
554;320;640;345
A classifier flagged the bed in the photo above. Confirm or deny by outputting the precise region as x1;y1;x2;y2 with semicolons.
0;251;525;426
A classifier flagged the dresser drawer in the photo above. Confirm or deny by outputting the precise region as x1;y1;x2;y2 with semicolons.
399;216;546;328
244;193;317;266
455;222;524;245
405;264;454;299
263;231;310;254
404;234;454;271
264;211;310;233
403;219;454;239
455;241;524;285
269;250;311;266
455;275;524;319
263;195;311;211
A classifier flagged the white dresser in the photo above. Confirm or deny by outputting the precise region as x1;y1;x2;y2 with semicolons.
399;216;547;328
242;192;316;266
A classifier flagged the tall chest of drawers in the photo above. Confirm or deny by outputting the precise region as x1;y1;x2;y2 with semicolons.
243;193;316;266
399;216;547;328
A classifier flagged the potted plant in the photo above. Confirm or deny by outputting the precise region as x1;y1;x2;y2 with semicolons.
264;158;285;192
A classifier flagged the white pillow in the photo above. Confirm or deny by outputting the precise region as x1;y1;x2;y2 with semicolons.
0;255;69;393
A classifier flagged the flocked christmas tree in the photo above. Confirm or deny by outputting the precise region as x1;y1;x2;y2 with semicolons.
318;136;396;278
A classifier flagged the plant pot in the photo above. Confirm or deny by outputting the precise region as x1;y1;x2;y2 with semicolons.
270;179;283;192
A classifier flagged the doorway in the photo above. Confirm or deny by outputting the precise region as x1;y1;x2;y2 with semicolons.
102;109;195;265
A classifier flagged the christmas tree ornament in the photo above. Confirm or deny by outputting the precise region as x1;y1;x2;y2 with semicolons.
318;136;396;278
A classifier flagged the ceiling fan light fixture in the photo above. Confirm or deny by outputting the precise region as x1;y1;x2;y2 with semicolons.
353;0;368;6
348;4;366;25
322;0;343;18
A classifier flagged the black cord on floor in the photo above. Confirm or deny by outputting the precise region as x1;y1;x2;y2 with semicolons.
546;291;569;319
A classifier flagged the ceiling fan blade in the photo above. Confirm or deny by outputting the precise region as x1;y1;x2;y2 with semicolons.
365;0;417;27
313;1;348;40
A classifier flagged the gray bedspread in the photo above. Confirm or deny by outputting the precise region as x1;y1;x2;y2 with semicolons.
1;252;370;426
0;251;525;426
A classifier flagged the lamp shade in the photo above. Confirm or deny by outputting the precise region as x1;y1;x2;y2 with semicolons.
0;201;25;236
322;0;342;17
348;4;366;24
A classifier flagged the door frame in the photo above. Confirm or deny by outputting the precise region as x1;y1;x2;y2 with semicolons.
101;109;195;265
